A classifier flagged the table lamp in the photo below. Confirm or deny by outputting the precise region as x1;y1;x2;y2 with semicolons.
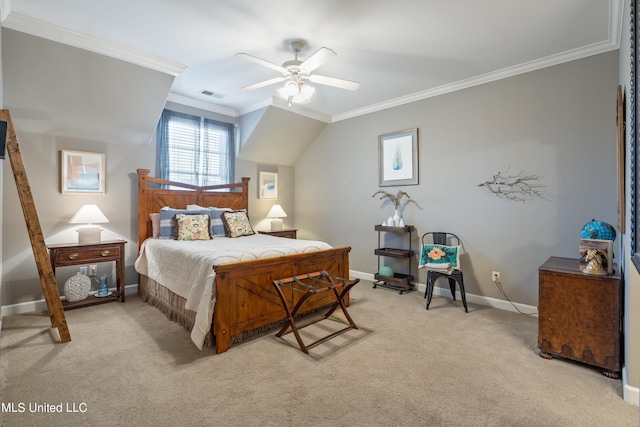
266;204;287;231
69;204;109;243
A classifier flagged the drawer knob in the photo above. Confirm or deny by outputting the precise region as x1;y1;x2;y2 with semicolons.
101;250;111;257
68;253;80;260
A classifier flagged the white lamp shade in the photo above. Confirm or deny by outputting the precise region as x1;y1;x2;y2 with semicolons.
69;204;109;225
69;205;108;243
267;204;287;231
266;205;287;219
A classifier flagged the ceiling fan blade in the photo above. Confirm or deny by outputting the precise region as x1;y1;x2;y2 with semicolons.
309;74;360;91
300;47;336;72
241;76;286;90
235;53;288;74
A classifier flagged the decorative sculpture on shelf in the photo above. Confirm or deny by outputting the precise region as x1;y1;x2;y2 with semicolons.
478;167;547;202
372;189;411;227
579;219;615;275
581;249;609;275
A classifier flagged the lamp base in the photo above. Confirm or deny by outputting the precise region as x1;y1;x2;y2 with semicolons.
77;225;102;244
270;219;283;231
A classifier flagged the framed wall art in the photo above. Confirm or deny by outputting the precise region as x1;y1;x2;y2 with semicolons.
378;128;419;187
259;171;278;199
61;150;105;194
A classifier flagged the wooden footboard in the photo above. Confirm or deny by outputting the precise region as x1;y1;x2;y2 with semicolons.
212;246;351;353
136;169;353;354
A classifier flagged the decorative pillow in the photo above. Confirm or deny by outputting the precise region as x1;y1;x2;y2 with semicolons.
150;213;160;238
210;207;232;236
159;207;210;238
221;210;255;238
419;244;460;269
174;214;211;240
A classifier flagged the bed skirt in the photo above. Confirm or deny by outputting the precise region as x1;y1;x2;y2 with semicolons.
138;275;298;348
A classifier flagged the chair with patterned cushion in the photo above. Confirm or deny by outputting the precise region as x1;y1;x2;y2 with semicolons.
420;232;468;313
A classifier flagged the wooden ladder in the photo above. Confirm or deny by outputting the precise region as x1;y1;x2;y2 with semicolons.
0;109;70;342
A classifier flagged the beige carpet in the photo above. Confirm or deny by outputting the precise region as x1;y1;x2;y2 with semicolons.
0;281;637;427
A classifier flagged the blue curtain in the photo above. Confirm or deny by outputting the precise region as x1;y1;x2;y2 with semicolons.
156;109;234;185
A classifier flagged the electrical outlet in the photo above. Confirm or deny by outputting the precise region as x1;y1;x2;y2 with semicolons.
492;271;500;283
79;266;88;275
89;265;98;276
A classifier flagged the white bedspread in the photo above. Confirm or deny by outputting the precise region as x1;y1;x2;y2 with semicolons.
134;234;333;349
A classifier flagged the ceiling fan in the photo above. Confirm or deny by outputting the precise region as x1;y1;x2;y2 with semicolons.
236;40;360;106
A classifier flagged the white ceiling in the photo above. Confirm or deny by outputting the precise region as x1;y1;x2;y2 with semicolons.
2;0;623;122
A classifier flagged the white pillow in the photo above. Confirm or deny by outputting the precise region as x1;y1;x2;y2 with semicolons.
187;204;207;210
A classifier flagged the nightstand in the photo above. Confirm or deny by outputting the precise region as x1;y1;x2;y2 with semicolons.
258;229;297;239
48;240;126;309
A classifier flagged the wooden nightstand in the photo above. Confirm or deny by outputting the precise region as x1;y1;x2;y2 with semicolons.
48;240;126;309
258;229;297;239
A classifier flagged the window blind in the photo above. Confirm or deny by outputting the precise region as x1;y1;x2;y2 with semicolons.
157;109;234;186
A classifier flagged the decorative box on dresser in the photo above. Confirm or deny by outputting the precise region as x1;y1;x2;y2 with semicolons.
537;256;622;378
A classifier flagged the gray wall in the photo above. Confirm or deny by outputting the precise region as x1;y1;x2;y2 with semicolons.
295;51;619;308
1;132;156;303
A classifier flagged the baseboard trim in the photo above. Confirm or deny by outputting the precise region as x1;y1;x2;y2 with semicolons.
350;270;538;316
351;270;639;406
623;368;640;405
0;284;139;318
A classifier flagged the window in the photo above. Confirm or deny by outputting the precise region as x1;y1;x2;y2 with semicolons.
156;109;234;186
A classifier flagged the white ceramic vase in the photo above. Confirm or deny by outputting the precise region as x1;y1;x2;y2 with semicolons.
64;272;91;302
393;210;401;227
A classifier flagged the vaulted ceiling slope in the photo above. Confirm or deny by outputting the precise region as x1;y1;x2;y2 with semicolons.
1;1;623;123
237;106;326;166
2;28;174;145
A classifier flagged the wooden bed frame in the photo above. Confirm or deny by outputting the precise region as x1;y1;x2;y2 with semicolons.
136;169;351;353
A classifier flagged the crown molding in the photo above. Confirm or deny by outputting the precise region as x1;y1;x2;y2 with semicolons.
2;12;186;76
333;0;623;122
166;93;239;117
268;97;331;123
232;96;330;122
333;40;619;123
1;0;11;22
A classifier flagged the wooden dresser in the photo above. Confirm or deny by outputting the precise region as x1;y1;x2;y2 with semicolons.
538;256;622;378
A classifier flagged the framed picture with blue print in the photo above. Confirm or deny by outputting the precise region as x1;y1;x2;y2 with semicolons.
378;128;419;187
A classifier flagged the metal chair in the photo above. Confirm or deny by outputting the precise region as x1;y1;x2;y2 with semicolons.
421;232;468;312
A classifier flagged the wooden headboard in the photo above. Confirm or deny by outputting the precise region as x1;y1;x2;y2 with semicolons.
137;169;250;249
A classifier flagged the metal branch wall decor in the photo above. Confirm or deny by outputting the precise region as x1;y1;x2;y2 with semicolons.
478;168;548;202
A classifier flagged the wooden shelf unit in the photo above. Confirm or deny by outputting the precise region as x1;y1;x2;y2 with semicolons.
373;224;414;294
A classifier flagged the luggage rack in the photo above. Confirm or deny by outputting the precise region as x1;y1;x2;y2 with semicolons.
272;271;359;354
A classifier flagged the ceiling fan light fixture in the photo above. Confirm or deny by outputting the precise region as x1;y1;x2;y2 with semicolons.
277;80;314;106
293;84;314;104
279;80;300;98
238;39;359;106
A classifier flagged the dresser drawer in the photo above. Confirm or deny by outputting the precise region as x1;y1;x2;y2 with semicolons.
53;245;121;265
